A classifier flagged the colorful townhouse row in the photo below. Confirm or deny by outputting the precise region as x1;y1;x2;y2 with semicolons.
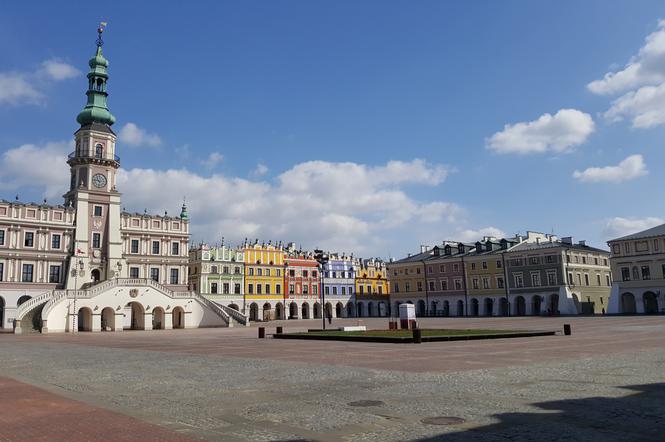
388;231;613;318
188;241;389;321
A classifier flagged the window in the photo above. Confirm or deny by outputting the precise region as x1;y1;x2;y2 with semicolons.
235;266;241;275
531;273;541;287
417;281;423;291
471;263;476;270
276;284;281;294
514;274;524;288
405;282;411;292
584;274;590;286
577;274;582;286
472;278;479;289
439;264;445;272
332;286;337;295
606;275;611;286
49;265;61;283
130;267;139;278
256;284;262;294
289;284;295;294
312;270;317;278
25;232;34;247
594;257;599;265
482;261;488;270
642;266;651;280
568;272;573;285
604;259;608;266
248;284;254;294
0;262;3;281
265;284;270;294
359;285;364;294
257;268;264;276
249;268;254;276
172;242;179;255
303;270;309;278
416;267;421;274
92;233;101;248
95;143;103;158
624;243;630;254
51;234;61;249
211;283;218;294
547;271;557;286
496;260;502;268
131;239;139;253
94;206;102;217
325;286;330;295
428;266;433;274
234;283;241;294
150;268;159;282
596;274;601;286
453;264;459;272
378;286;383;295
483;277;490;289
22;264;34;282
530;257;539;265
441;279;448;290
0;230;4;246
223;283;230;294
454;279;462;290
621;267;630;281
289;269;296;277
497;277;504;289
303;284;309;294
367;285;372;294
582;256;587;264
211;265;218;273
394;282;399;293
546;255;554;263
429;281;435;291
152;241;160;255
341;286;346;295
265;268;271;276
313;285;318;295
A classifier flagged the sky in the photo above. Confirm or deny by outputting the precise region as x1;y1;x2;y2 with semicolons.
1;1;664;258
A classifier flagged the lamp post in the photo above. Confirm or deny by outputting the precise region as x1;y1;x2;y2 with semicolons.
72;258;84;333
314;250;329;330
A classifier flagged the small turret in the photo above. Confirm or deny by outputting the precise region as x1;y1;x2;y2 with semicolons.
180;201;189;220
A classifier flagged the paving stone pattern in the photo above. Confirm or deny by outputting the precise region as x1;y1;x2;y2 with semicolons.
0;316;664;441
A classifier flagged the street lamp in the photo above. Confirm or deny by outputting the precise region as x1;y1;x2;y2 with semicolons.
72;258;84;333
314;249;329;330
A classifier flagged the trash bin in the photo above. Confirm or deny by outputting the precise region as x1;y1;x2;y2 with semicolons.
258;327;265;338
413;328;422;344
276;326;283;334
563;324;571;336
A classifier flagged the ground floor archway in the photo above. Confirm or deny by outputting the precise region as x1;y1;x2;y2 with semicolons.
514;296;526;316
172;306;185;329
302;302;310;319
101;307;115;331
443;300;450;316
313;302;321;319
499;298;509;316
457;300;464;316
336;302;343;318
484;298;494;316
262;303;272;321
549;294;559;315
357;302;364;317
368;302;374;317
128;302;145;330
621;292;636;314
152;307;165;330
325;302;333;319
289;302;298;319
275;302;284;320
471;298;479;316
77;307;93;332
347;302;355;317
532;296;542;315
417;300;426;316
378;301;387;317
249;303;259;321
644;292;658;314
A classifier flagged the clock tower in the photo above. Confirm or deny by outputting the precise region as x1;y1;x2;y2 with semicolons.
65;24;125;288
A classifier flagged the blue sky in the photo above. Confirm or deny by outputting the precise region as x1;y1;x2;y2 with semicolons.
1;1;664;257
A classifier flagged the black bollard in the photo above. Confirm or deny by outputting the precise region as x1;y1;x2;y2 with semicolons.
276;326;283;334
413;328;422;344
563;324;571;336
258;327;266;338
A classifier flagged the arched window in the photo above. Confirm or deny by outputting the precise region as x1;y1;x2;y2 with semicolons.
95;144;103;159
96;78;103;91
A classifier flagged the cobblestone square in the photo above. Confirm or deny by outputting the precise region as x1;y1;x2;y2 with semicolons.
0;316;664;441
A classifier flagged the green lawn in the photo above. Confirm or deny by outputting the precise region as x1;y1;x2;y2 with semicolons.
301;329;526;338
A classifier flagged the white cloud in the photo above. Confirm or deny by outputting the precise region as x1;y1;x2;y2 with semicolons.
253;163;269;176
118;122;162;147
40;59;80;81
0;141;71;199
456;227;506;243
603;82;665;128
0;73;42;105
588;20;665;95
486;109;595;154
573;154;648;183
604;216;664;239
201;152;224;169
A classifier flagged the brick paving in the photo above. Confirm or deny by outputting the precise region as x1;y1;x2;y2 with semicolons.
0;316;663;441
0;376;199;442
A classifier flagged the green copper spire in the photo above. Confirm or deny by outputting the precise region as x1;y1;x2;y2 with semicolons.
180;200;189;220
76;23;116;127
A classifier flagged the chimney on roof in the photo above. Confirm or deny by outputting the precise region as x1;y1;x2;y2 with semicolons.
561;236;573;245
420;245;430;253
578;240;586;246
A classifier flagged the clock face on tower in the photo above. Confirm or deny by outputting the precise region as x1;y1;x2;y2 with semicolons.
92;173;107;188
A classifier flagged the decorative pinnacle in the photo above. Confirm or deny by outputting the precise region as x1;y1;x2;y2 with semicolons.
96;22;107;47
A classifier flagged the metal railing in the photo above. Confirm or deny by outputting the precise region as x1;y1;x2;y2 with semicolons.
68;151;120;163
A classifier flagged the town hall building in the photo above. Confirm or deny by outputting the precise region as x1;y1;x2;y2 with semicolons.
0;26;241;333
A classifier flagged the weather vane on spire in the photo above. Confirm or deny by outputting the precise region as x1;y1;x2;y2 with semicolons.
97;21;108;47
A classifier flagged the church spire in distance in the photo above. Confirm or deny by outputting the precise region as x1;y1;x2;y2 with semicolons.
76;22;116;127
